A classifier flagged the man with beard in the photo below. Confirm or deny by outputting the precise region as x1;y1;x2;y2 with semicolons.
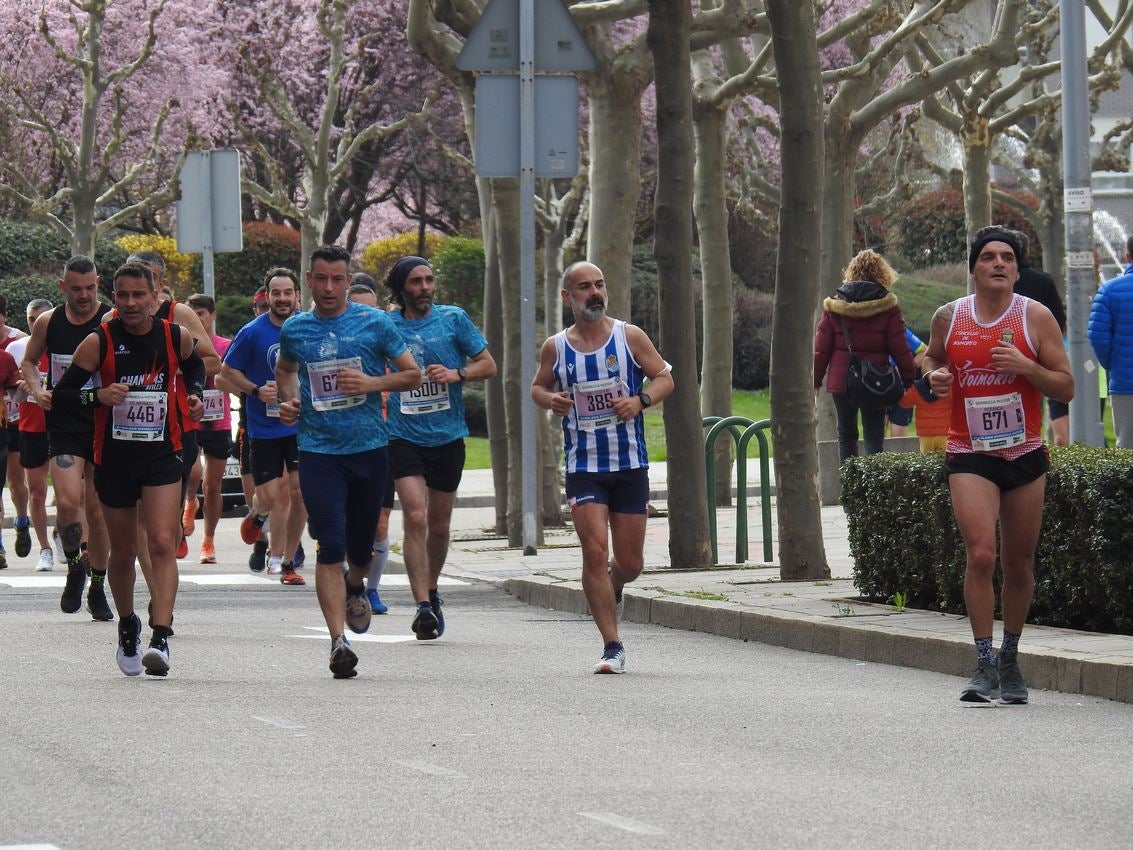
383;257;496;639
220;268;307;586
20;255;113;620
531;261;673;674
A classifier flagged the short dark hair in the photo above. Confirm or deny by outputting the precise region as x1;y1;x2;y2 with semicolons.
114;262;155;290
127;250;166;273
263;267;299;290
310;244;351;268
187;293;215;313
63;255;96;276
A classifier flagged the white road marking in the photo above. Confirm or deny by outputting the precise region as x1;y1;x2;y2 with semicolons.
394;760;465;778
0;576;65;588
0;574;469;588
290;626;416;644
2;845;62;849
578;812;665;835
252;715;306;731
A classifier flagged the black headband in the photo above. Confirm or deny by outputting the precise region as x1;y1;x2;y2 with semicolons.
387;256;431;294
968;231;1021;272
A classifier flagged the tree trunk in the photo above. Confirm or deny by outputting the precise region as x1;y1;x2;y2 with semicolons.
692;90;734;507
584;82;647;320
491;178;528;547
766;0;830;580
482;200;509;536
962;123;994;239
540;207;566;526
647;0;712;569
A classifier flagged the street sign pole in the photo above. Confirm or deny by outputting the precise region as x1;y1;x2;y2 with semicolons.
1060;0;1104;445
199;151;216;298
519;0;538;555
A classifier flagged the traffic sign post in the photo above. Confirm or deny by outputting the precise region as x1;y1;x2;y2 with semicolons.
176;149;243;298
458;0;594;555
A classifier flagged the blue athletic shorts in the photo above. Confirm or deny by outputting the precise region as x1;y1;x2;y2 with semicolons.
565;468;649;515
298;448;387;566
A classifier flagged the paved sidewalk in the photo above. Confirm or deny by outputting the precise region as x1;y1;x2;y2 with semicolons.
443;465;1133;704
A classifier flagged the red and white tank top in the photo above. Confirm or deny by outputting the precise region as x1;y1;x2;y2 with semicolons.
944;294;1043;459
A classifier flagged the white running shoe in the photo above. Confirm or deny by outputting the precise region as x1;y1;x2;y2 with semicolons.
36;548;54;572
594;642;627;674
116;615;144;677
266;555;283;575
142;640;170;677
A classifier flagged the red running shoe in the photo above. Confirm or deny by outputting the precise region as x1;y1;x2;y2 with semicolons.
239;512;263;545
176;535;189;560
280;568;306;586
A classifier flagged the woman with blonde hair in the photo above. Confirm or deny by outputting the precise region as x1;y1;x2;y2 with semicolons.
813;249;916;463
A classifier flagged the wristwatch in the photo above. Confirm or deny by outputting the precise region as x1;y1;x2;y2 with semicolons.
251;386;260;398
638;392;652;409
457;367;468;382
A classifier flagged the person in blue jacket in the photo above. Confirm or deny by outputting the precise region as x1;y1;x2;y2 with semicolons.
1088;233;1133;447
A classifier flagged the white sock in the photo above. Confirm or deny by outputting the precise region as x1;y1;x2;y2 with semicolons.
368;538;389;590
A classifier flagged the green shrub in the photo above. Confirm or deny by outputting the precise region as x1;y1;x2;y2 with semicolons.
843;446;1133;635
898;187;1040;268
95;238;129;296
214;293;258;340
0;275;61;331
359;232;445;286
192;221;301;298
433;236;484;325
462;385;488;437
0;219;68;276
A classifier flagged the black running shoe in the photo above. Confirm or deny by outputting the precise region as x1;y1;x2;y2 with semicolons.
248;539;268;573
429;588;445;637
14;520;31;558
411;602;440;640
329;635;358;679
60;564;88;613
87;580;113;621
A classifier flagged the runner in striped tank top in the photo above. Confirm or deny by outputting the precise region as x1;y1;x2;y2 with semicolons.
922;228;1073;706
532;261;674;674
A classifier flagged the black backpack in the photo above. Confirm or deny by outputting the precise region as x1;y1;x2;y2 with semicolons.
839;315;904;409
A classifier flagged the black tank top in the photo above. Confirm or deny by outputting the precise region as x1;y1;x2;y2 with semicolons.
92;318;182;466
44;302;111;434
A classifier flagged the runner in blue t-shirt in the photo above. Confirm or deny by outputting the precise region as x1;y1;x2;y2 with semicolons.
383;256;497;642
276;245;420;679
219;268;308;583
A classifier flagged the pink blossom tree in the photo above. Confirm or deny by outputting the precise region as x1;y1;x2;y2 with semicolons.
0;0;232;257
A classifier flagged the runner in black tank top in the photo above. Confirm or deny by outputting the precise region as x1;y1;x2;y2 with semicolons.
17;256;113;620
53;262;205;678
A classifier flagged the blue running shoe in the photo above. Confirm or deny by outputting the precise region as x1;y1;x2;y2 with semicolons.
14;517;31;558
293;542;305;569
366;587;388;615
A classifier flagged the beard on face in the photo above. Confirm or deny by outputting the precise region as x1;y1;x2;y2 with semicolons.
579;298;606;321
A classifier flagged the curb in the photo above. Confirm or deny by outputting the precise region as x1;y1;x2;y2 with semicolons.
500;576;1133;704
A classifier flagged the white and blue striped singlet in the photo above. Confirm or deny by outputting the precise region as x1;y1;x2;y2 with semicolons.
553;320;649;474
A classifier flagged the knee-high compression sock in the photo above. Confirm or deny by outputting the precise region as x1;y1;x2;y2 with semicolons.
367;538;389;591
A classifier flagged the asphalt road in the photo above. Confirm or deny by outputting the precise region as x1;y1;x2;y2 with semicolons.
2;579;1132;849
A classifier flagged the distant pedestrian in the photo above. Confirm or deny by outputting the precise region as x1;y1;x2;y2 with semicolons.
1088;233;1133;446
1007;229;1068;445
813;249;916;463
531;260;673;674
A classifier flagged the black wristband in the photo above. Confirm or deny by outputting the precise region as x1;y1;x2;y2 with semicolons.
251;385;260;398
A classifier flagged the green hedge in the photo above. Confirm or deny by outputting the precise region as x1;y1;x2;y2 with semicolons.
192;221;301;297
898;187;1041;269
842;447;1133;635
